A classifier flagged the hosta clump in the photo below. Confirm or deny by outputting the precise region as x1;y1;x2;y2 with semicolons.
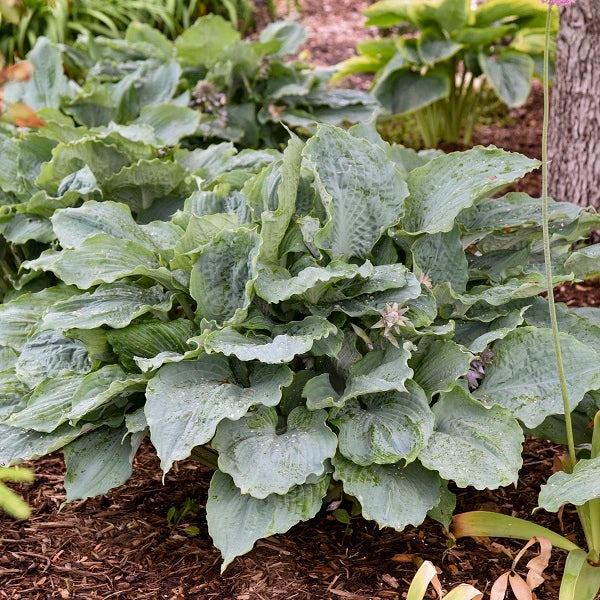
1;124;600;570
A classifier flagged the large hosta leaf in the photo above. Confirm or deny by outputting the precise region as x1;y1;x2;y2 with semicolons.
40;282;173;331
303;125;408;261
410;340;473;398
203;317;337;364
330;381;434;466
304;344;413;409
479;50;534;108
207;470;329;572
332;454;441;530
474;327;600;427
419;386;523;489
190;228;261;325
64;425;144;501
213;406;336;498
403;147;539;234
15;330;91;387
539;455;600;512
145;357;293;472
107;319;197;372
7;373;84;433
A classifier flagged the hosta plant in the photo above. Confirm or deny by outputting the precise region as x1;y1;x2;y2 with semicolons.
0;122;599;570
335;0;558;146
4;17;377;149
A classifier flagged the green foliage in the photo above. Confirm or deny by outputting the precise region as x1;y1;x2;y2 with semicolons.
0;0;264;63
0;115;598;570
0;465;33;519
336;0;558;147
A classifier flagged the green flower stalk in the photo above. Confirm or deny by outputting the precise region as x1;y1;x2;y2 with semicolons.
541;2;577;466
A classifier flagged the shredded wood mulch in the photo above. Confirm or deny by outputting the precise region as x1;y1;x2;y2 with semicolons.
2;2;600;599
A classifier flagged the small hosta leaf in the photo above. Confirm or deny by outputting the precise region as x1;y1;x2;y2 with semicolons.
213;406;337;498
40;282;174;331
474;327;600;428
145;357;293;473
64;425;144;501
454;308;527;353
538;456;600;513
330;381;434;466
207;470;329;572
332;454;441;531
419;386;523;489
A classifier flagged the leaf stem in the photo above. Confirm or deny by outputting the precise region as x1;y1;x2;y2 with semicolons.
542;7;576;468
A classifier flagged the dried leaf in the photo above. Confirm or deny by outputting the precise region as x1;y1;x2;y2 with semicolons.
7;102;46;128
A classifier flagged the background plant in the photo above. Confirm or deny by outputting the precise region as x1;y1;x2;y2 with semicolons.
0;103;599;570
335;0;558;147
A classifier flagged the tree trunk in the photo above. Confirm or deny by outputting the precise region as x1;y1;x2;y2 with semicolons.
548;0;600;208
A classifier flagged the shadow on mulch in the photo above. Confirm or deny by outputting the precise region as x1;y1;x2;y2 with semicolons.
0;438;585;600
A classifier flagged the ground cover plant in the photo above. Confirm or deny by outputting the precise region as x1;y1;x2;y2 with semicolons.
1;108;600;571
335;0;557;146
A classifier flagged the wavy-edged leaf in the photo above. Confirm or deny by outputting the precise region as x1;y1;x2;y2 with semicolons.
332;454;441;531
419;386;523;489
330;381;433;466
303;125;408;261
145;357;293;473
203;317;337;364
190;228;261;325
479;50;534;107
213;406;336;498
107;318;197;372
207;470;329;572
403;147;539;234
2;213;54;244
64;425;144;501
136;104;201;146
474;327;600;428
564;244;600;279
40;282;174;332
15;330;91;387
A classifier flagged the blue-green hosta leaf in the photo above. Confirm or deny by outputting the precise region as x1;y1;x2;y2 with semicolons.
419;386;523;489
403;147;539;234
330;381;434;466
0;369;28;419
305;345;413;410
259;21;307;58
184;190;251;223
4;38;76;110
332;454;442;531
410;339;473;398
1;213;54;244
102;159;187;214
474;327;600;428
539;456;600;512
213;406;336;498
453;308;528;353
145;357;293;473
190;228;261;325
135;104;201;146
207;470;329;572
303;125;409;261
6;373;85;433
0;285;79;351
0;347;18;370
125;408;147;435
418;30;463;65
64;425;144;501
175;15;240;67
202;317;338;364
23;235;176;290
16;330;91;388
107;319;197;372
255;261;373;304
40;282;174;332
0;421;95;466
427;483;457;530
411;225;468;292
564;244;600;279
51;201;155;249
67;365;148;424
479;50;534;108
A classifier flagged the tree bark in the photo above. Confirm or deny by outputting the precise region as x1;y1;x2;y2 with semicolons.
548;0;600;208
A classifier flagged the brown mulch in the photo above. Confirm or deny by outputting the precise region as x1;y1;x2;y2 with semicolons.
0;439;582;600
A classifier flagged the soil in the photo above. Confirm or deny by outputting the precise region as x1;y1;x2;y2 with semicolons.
2;2;600;599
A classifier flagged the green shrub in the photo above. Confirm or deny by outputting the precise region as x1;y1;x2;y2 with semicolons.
335;0;558;147
1;120;599;569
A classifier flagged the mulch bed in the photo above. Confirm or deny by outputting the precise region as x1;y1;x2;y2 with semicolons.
2;2;600;599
